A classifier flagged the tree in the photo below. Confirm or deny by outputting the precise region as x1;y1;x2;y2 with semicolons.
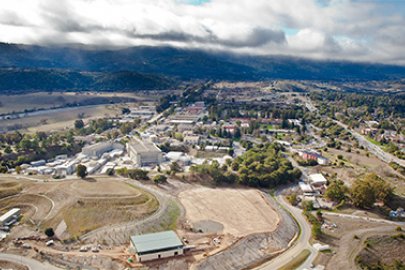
153;174;167;185
169;162;181;175
350;173;392;208
76;164;87;179
325;180;348;203
128;169;149;180
74;119;84;129
44;227;55;237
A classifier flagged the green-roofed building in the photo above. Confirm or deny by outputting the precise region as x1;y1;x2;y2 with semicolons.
130;230;184;262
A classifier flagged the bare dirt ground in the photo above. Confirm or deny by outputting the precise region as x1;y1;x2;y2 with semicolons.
179;187;279;237
0;260;29;270
313;214;399;270
356;234;405;269
316;148;405;195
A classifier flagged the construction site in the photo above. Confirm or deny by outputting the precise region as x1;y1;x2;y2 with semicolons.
0;175;297;270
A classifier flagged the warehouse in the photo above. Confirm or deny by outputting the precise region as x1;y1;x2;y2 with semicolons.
82;141;124;158
0;208;21;227
126;138;163;166
130;231;184;262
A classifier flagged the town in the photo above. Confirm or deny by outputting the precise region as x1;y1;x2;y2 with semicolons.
0;80;404;270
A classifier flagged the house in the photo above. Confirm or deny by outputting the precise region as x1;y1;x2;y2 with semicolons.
0;208;20;227
130;231;184;262
126;138;163;167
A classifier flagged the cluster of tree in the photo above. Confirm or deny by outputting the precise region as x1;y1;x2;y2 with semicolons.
115;167;149;180
325;180;349;203
190;159;238;185
302;201;323;240
74;119;113;135
0;130;82;169
310;91;405;120
231;144;301;187
190;144;301;187
350;173;393;209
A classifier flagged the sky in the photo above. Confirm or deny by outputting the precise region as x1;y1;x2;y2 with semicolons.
0;0;404;64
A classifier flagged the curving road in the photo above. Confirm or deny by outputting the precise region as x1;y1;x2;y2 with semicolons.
254;193;317;270
0;253;62;270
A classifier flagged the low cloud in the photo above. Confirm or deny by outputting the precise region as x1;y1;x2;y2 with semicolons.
0;0;404;64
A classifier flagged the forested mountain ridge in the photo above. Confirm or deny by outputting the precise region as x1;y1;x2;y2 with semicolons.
1;43;405;92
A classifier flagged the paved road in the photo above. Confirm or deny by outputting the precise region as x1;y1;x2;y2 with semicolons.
322;211;405;226
333;120;405;167
254;193;317;270
0;253;61;270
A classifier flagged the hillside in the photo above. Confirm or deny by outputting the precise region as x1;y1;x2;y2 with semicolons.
1;43;405;91
0;68;176;92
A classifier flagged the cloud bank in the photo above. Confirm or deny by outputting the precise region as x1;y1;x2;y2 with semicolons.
0;0;404;64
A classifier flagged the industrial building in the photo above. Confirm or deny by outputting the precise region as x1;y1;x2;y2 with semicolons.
82;141;124;158
130;231;184;262
126;138;163;166
0;208;21;227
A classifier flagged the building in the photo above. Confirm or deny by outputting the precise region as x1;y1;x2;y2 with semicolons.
0;208;21;227
127;138;163;166
308;173;328;187
82;141;124;158
130;231;184;262
183;135;200;145
298;150;329;165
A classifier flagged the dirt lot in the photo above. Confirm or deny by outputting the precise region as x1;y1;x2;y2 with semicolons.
356;234;405;269
313;214;399;270
0;176;158;239
178;187;279;237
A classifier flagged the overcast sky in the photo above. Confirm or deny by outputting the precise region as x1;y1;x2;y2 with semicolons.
0;0;404;64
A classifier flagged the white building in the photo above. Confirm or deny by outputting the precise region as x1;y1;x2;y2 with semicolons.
0;208;21;227
308;173;328;187
126;138;163;167
82;141;124;158
130;231;184;262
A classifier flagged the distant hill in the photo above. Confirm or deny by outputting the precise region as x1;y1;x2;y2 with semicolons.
0;68;176;92
0;43;405;91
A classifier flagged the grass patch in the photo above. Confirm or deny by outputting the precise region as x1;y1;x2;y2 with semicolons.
279;249;311;270
160;200;180;230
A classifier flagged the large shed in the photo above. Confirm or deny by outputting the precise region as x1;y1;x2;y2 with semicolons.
130;231;184;262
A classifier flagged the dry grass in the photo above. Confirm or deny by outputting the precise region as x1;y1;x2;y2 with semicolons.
0;181;22;199
45;194;158;237
41;179;159;237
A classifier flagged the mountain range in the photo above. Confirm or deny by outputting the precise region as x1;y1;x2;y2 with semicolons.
1;43;405;92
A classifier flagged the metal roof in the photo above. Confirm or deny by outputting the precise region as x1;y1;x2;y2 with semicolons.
127;138;161;154
130;231;183;254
